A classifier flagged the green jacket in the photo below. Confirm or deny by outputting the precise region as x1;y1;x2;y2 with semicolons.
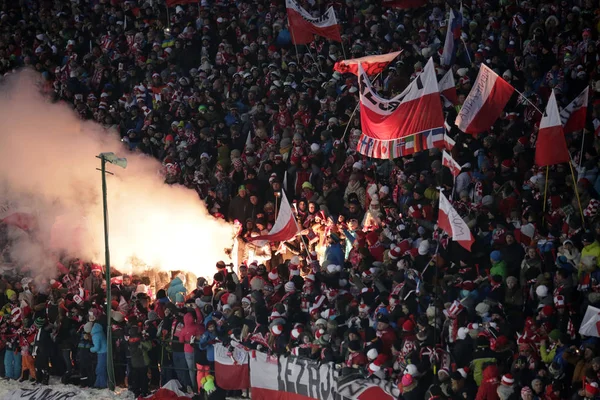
490;260;507;279
130;339;152;368
539;342;557;364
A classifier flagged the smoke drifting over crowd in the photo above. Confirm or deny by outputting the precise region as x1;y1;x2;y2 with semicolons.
0;71;233;285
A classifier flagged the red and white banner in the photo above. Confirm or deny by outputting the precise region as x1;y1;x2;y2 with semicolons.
438;191;474;251
357;57;445;159
286;0;341;44
140;380;193;399
579;306;600;338
560;86;588;134
214;343;250;391
439;69;458;107
382;0;426;8
166;0;198;7
333;51;402;76
250;190;299;242
536;90;570;167
455;64;514;134
250;351;399;400
442;151;461;178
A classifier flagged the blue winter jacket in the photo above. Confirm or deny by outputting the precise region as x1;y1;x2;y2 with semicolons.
167;277;187;303
90;323;107;354
198;331;218;362
324;243;344;266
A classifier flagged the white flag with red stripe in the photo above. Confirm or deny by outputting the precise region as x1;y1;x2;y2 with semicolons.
442;151;461;177
535;90;570;167
286;0;341;44
443;132;455;150
455;64;515;134
250;190;298;242
560;86;589;134
214;343;250;390
439;69;458;107
438;191;474;251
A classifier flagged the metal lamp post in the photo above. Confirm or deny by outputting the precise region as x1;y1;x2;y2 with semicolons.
97;152;127;391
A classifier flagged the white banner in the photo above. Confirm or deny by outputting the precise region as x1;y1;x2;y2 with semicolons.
5;387;78;400
250;351;399;400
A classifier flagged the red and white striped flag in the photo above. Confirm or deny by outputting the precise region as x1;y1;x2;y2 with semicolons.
250;190;299;242
455;64;514;134
560;86;589;134
286;0;341;44
535;90;570;167
442;151;461;177
214;343;250;390
334;51;402;76
438;191;474;251
444;132;456;150
439;69;458;107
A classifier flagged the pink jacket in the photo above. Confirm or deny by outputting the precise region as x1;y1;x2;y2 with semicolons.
179;307;204;353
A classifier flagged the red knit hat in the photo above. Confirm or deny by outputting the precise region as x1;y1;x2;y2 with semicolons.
402;320;415;332
501;374;514;386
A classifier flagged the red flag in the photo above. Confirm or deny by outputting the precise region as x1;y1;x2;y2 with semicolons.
438;191;474;251
535;91;570;167
560;87;589;134
357;58;445;159
333;51;402;76
250;190;298;242
455;64;515;134
382;0;426;8
165;0;197;6
286;0;341;44
214;344;250;390
442;151;461;178
439;69;458;107
1;212;37;232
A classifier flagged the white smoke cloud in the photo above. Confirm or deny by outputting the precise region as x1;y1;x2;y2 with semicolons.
0;70;233;285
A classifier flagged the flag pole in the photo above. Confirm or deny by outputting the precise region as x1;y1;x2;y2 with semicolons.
287;18;302;65
569;162;586;227
579;131;586;170
514;88;543;114
542;166;549;214
341;70;384;142
461;39;472;64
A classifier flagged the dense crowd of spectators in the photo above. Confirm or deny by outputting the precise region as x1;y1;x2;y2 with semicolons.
3;0;600;399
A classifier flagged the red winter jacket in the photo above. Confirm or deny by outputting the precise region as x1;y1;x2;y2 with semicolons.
476;365;500;400
179;308;204;353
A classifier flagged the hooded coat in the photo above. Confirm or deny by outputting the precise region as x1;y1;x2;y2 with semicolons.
179;308;204;353
167;277;187;303
90;323;107;354
475;364;500;400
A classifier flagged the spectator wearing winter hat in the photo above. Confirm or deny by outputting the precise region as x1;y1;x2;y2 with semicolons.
77;321;95;388
89;317;108;388
489;251;507;280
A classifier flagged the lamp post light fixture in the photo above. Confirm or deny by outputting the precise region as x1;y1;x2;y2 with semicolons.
96;152;127;391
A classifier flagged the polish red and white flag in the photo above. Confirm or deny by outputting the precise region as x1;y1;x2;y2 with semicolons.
455;64;514;134
250;190;298;242
286;0;341;44
438;191;474;251
442;150;461;177
560;86;589;134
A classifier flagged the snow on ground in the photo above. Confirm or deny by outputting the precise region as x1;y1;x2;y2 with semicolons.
0;376;135;399
0;376;249;399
